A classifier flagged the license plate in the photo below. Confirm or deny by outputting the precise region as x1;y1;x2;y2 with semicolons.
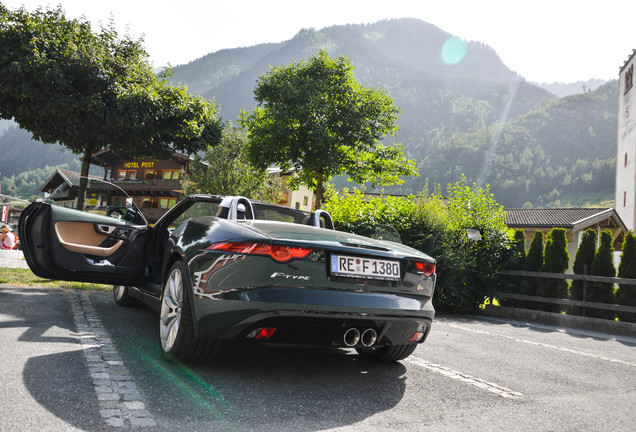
330;254;401;281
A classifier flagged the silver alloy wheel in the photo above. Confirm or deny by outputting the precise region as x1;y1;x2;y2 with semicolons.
113;285;126;301
160;267;183;353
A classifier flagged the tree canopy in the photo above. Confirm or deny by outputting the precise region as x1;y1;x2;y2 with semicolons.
240;51;417;208
182;123;283;202
0;5;222;208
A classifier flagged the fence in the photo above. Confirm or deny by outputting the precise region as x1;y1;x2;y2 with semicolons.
497;270;636;316
485;270;636;337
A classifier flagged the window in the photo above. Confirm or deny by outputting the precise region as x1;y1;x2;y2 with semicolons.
117;170;137;180
295;202;300;210
162;170;180;180
625;153;628;167
141;197;152;208
159;198;177;209
144;170;156;180
624;191;627;207
303;196;308;206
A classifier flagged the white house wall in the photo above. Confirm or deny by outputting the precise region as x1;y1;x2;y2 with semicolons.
616;52;636;231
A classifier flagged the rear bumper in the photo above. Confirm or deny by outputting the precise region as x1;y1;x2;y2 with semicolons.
192;286;434;347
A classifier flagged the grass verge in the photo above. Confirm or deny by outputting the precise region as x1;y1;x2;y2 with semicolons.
0;267;110;291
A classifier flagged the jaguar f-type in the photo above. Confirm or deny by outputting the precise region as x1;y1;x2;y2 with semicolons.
19;195;436;363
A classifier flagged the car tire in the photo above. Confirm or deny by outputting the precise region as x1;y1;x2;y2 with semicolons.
159;260;216;363
113;285;139;307
355;343;418;362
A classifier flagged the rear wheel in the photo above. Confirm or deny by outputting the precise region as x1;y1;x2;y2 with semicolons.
159;260;216;363
113;285;139;307
355;343;418;362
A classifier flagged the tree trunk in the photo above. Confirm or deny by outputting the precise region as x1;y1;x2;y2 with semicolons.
77;145;94;211
314;171;324;210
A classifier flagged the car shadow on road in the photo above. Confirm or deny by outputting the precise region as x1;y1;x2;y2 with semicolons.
0;285;78;344
0;286;105;430
94;290;410;431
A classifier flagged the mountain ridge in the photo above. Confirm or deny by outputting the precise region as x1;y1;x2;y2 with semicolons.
1;18;616;208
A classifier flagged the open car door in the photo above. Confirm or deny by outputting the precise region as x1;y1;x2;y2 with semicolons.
19;203;148;285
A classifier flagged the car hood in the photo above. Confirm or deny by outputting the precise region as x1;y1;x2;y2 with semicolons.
239;220;435;262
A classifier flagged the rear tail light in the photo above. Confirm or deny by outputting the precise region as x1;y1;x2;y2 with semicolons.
205;242;313;263
247;327;277;340
409;331;425;342
414;261;436;277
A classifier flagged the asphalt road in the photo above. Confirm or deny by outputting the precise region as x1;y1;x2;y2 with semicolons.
1;284;634;431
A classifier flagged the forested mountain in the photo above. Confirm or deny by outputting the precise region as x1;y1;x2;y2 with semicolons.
168;18;615;207
537;79;607;97
0;124;79;198
1;18;616;207
413;81;617;207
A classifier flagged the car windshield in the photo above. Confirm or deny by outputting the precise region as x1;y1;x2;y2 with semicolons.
252;202;310;224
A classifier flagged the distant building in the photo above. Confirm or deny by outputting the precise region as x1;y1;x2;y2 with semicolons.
615;49;636;230
40;169;101;209
40;151;318;222
506;208;627;271
40;150;191;223
87;149;190;223
267;167;317;211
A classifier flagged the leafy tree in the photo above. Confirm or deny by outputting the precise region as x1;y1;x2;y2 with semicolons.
182;123;279;200
589;229;616;319
0;5;222;209
525;231;544;272
617;231;636;322
241;50;417;208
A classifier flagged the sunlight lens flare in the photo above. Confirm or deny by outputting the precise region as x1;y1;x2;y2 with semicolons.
441;37;468;65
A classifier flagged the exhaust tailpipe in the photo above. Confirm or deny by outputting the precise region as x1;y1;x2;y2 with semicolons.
360;329;377;347
343;328;361;347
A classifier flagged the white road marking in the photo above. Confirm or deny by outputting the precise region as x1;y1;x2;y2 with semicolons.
441;322;636;368
407;357;524;399
70;290;156;428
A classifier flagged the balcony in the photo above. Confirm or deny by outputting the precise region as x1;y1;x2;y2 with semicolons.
87;179;182;196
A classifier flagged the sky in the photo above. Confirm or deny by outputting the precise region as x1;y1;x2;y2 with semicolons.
3;0;635;84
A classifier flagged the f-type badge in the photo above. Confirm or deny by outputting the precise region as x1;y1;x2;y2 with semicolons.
270;272;310;281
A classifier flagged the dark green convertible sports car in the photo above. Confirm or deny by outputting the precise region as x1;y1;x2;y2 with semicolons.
19;195;436;363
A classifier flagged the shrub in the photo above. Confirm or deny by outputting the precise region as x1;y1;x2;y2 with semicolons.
525;231;544;272
499;229;527;307
589;229;616;319
323;179;511;314
539;228;569;311
541;228;570;274
617;231;636;322
508;230;526;270
570;229;597;315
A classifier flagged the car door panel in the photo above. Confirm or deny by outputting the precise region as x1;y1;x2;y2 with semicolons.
55;221;124;256
19;203;147;285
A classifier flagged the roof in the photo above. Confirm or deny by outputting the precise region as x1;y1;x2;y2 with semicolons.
88;148;191;166
620;48;636;73
506;208;626;232
40;169;101;192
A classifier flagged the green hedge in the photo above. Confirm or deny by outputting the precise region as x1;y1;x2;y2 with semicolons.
323;179;512;313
